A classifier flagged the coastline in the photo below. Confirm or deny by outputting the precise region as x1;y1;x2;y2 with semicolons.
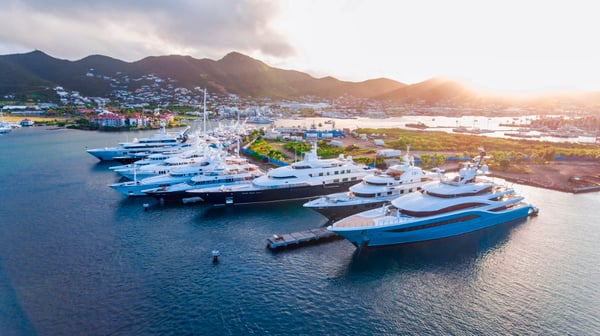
314;132;600;195
487;161;600;194
246;145;600;194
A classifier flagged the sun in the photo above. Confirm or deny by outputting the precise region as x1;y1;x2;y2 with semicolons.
269;0;600;94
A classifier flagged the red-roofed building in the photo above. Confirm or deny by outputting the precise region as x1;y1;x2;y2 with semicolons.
90;111;126;128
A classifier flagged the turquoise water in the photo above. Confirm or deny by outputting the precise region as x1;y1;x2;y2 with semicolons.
1;127;599;335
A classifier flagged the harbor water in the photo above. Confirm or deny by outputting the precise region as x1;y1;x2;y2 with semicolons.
1;127;599;335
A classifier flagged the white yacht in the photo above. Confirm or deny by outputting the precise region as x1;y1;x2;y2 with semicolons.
108;145;195;172
112;146;210;180
143;157;264;203
0;112;13;134
109;148;223;196
187;142;374;206
303;149;438;221
86;123;191;161
328;150;538;249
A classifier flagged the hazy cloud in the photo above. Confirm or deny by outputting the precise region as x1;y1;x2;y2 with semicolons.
0;0;295;61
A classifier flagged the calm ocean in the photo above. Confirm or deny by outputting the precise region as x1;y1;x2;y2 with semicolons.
1;127;599;335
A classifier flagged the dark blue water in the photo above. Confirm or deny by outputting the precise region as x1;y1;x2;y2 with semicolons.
1;127;599;335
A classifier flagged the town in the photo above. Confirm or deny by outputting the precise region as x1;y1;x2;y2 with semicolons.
2;69;600;134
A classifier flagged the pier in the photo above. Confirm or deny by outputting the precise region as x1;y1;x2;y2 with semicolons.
266;227;342;251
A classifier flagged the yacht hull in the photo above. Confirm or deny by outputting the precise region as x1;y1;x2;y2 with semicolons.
307;200;390;222
193;181;358;206
145;189;192;202
330;205;535;248
109;177;189;196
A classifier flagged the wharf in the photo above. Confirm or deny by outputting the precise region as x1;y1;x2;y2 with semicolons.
266;227;342;251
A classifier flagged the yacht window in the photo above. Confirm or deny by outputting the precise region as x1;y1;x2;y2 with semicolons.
388;214;479;232
273;175;296;179
400;202;486;217
293;164;311;169
353;192;375;198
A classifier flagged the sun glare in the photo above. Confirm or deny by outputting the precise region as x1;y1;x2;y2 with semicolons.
272;0;600;94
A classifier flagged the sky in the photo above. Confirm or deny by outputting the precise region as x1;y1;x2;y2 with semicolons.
1;0;599;94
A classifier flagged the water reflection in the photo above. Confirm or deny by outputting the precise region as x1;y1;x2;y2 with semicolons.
342;217;529;276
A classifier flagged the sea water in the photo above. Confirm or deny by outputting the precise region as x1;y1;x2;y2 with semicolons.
0;127;599;335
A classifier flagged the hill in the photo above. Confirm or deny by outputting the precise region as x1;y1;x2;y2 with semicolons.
2;50;600;107
0;50;406;101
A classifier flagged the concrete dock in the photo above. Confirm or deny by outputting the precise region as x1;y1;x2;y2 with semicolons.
266;227;342;251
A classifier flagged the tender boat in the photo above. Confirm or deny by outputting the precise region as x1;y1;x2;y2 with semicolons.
328;150;538;249
187;142;373;206
303;149;437;221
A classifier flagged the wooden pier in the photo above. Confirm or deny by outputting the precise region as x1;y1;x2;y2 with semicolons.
266;227;342;251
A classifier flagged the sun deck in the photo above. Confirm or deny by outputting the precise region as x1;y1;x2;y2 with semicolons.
333;208;413;229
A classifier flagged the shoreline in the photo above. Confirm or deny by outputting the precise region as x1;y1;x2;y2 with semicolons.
482;160;600;194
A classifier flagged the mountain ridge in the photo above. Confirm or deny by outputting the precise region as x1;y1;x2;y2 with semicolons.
1;50;599;106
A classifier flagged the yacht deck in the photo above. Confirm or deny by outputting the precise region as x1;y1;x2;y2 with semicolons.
334;214;381;228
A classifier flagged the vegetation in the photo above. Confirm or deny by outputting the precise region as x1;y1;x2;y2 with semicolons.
357;128;600;170
248;138;285;161
254;128;599;172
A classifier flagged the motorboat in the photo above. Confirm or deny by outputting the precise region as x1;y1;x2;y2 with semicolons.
143;157;264;203
109;148;223;196
0;112;13;133
86;123;191;161
328;150;538;249
112;146;210;180
0;125;11;134
108;145;195;172
187;142;373;206
303;149;438;221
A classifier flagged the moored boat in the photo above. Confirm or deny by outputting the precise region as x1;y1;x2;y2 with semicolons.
86;123;190;161
109;148;223;196
143;157;264;203
303;149;438;221
187;142;373;206
328;149;538;249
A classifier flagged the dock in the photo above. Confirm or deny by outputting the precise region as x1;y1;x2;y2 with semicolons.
266;227;342;251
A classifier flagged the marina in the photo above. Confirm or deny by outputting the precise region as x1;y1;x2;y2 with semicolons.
0;127;599;335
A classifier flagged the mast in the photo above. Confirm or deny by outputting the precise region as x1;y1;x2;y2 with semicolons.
203;88;207;136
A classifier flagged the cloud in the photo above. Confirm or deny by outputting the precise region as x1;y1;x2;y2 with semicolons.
0;0;295;61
